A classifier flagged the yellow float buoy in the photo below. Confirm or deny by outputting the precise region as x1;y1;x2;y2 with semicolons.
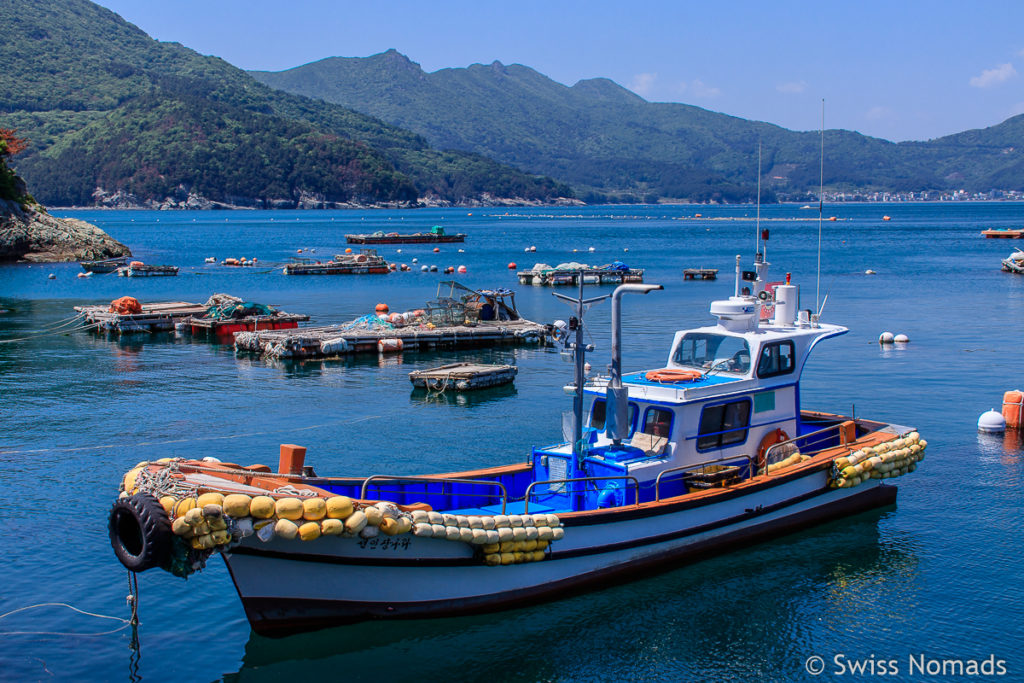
223;494;252;518
321;519;344;535
379;518;400;536
172;517;192;536
298;522;321;541
184;507;205;526
344;510;368;535
326;496;354;519
364;506;383;527
275;519;299;540
302;498;327;521
159;496;176;515
275;498;303;521
249;496;276;519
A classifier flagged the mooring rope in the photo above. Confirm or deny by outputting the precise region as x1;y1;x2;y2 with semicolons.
0;602;133;637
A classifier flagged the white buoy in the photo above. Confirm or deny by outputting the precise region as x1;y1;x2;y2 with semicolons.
978;409;1006;434
894;333;909;343
865;269;876;275
412;258;418;263
530;246;537;252
47;273;56;279
421;265;428;272
879;332;895;344
588;246;595;252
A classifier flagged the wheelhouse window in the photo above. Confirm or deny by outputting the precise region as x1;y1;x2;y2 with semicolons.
756;341;795;378
697;400;752;450
641;407;673;437
590;399;638;435
672;333;751;374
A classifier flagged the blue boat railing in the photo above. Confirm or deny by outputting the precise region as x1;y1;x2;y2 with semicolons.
523;476;640;513
359;475;509;513
654;454;754;501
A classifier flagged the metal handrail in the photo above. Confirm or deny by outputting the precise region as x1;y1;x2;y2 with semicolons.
654;454;754;501
524;476;640;513
762;421;855;475
359;475;508;513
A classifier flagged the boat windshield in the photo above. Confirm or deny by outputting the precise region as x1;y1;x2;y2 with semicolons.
672;332;751;373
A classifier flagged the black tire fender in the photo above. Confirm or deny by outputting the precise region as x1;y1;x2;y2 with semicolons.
108;492;173;572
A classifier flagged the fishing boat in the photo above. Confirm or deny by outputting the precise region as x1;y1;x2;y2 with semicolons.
108;244;926;637
1001;248;1024;273
345;225;466;244
80;256;130;274
283;249;389;275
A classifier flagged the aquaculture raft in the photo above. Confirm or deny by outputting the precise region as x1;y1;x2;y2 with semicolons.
187;296;309;337
346;226;465;244
517;266;644;287
237;321;545;360
683;268;718;281
75;300;207;333
982;228;1024;238
284;249;389;275
409;363;518;391
117;263;179;277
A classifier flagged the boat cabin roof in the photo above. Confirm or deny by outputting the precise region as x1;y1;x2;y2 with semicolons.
584;318;847;406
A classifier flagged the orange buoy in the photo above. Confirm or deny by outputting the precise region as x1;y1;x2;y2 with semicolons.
508;262;517;269
375;303;389;314
829;216;837;221
297;249;303;253
757;428;790;471
433;247;440;253
345;247;352;254
882;215;891;221
644;368;702;383
1003;390;1024;429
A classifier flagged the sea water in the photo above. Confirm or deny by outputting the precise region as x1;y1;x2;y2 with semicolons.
1;203;1023;681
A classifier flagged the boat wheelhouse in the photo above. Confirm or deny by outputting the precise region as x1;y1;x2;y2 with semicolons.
110;254;926;636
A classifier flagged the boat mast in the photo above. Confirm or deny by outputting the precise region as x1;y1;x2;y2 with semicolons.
816;98;824;314
552;277;609;466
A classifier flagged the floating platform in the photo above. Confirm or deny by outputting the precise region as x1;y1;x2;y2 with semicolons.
409;363;518;391
346;227;465;244
684;268;718;280
117;264;179;277
236;320;546;360
75;301;207;333
982;228;1024;238
517;268;644;287
189;313;309;337
284;249;389;275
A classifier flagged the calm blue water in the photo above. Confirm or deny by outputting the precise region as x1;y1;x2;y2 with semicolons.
2;203;1023;681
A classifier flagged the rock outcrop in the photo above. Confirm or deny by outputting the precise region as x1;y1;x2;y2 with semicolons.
0;198;130;263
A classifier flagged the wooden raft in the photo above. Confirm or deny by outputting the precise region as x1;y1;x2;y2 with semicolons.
236;320;547;360
409;363;518;391
683;268;718;280
75;301;207;334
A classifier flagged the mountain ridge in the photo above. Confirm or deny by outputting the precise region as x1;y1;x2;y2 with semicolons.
251;50;1024;200
0;2;573;208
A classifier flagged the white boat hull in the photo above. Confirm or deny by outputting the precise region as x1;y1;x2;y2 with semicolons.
223;470;896;636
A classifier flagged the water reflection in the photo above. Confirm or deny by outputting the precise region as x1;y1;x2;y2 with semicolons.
226;508;915;682
410;382;519;406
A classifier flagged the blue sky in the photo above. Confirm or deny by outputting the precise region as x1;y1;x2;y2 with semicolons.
96;0;1024;142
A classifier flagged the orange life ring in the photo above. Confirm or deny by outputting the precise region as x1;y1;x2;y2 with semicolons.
757;428;790;471
645;368;703;383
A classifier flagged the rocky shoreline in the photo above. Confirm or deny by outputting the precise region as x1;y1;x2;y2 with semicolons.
0;198;130;263
74;187;584;211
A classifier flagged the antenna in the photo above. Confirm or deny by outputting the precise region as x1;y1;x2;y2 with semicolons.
756;141;762;256
816;98;824;314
